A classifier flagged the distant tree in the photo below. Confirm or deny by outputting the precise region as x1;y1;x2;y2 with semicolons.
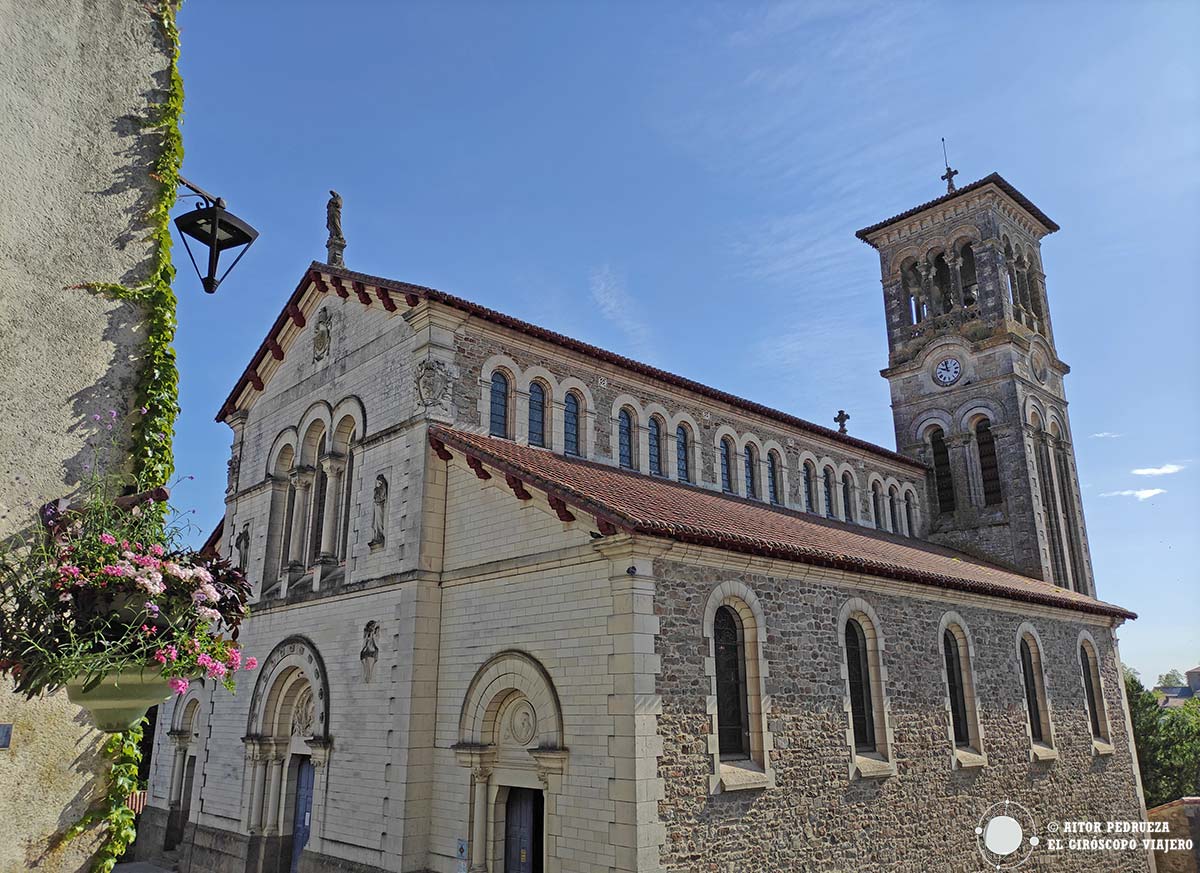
1125;672;1200;808
1157;669;1186;688
1123;664;1141;683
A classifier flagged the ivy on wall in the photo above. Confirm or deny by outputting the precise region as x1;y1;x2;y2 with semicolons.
65;3;184;869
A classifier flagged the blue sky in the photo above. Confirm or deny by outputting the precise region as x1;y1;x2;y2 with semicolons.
170;1;1198;682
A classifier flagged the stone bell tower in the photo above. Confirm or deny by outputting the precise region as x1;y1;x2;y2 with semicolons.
857;172;1094;596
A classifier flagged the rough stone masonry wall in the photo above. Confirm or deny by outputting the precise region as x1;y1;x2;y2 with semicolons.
652;557;1149;873
0;3;172;870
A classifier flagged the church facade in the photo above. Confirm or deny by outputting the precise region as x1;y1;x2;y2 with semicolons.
137;176;1153;873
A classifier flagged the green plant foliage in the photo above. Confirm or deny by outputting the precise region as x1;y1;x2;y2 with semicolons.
1125;672;1200;809
58;3;185;867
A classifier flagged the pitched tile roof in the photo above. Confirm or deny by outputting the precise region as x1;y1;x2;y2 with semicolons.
217;262;924;471
855;173;1060;243
430;426;1134;621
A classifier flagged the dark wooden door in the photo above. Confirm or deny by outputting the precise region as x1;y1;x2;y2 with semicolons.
504;788;543;873
289;759;315;873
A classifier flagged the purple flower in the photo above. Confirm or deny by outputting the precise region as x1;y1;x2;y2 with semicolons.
144;601;160;616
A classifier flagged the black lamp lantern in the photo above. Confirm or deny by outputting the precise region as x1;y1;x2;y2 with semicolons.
174;176;259;293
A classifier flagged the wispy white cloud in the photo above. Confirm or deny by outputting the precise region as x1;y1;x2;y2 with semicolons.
1131;464;1185;476
1090;432;1123;439
588;266;655;362
1100;489;1166;501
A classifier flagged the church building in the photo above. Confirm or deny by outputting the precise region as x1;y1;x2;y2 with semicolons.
137;174;1153;872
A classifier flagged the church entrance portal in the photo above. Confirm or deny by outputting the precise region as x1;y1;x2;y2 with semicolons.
504;788;543;873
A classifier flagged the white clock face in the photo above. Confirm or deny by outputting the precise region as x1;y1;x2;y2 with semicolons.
934;357;962;386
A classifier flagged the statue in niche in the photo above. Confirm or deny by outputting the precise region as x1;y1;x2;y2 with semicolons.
234;522;251;571
360;620;380;683
368;474;388;548
313;308;332;362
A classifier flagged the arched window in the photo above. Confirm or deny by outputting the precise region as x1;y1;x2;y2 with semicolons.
1019;634;1051;745
975;420;1002;505
767;452;781;505
528;381;546;448
822;467;835;518
901;260;923;325
676;425;690;482
959;242;978;306
720;438;734;493
743;445;758;498
489;371;510;438
618;408;635;469
714;606;750;759
803;461;816;512
841;473;854;522
1080;641;1109;742
648;416;663;476
888;486;900;533
929;427;955;513
871;481;884;530
564;392;581;456
944;629;970;747
904;492;916;537
844;618;876;753
932;251;954;312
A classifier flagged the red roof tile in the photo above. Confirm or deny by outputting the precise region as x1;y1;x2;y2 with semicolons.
855;173;1060;243
430;426;1133;621
218;263;924;471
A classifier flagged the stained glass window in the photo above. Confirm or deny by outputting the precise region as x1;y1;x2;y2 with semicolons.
489;371;509;437
714;606;749;758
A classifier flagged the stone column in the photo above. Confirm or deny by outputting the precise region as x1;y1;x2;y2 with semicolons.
469;763;492;873
917;259;938;316
288;468;314;569
263;750;285;835
945;252;963;310
305;736;333;848
318;457;344;561
247;748;267;834
945;433;974;518
168;730;188;806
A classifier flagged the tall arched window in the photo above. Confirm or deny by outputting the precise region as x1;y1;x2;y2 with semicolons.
1019;635;1050;745
888;486;900;533
844;618;876;753
929;427;955;513
1080;641;1108;742
767;452;781;505
648;417;663;476
822;467;835;518
841;473;854;522
744;445;758;498
676;425;690;482
944;629;970;747
528;381;546;448
720;438;734;493
564;392;581;456
959;242;978;306
904;492;916;538
803;461;816;512
618;408;635;469
975;420;1002;505
872;481;884;530
489;371;510;438
714;606;750;759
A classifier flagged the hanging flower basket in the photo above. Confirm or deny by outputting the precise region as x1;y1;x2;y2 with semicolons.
0;466;257;732
66;669;178;733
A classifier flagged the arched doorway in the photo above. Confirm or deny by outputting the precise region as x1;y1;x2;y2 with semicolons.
164;683;207;850
454;651;568;873
243;636;332;873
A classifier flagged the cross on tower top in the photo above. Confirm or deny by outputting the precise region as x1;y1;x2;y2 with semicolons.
834;409;850;434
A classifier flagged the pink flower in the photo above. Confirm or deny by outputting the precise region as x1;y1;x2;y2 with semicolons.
196;606;221;622
165;645;178;661
153;649;167;664
226;649;242;670
149;544;165;557
168;678;189;695
206;661;227;679
101;564;128;577
196;653;214;669
244;657;258;671
58;592;72;603
99;533;117;545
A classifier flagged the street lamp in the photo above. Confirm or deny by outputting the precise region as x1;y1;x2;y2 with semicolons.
173;176;259;293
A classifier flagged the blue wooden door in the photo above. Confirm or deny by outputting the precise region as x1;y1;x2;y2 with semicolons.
289;759;315;873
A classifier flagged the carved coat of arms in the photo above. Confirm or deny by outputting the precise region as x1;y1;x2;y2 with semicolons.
414;359;452;409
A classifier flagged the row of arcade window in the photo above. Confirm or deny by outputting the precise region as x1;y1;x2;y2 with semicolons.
491;372;583;456
716;599;1112;780
927;419;1004;515
717;438;783;505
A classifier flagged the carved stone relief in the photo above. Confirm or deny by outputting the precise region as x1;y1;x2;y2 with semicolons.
359;620;380;683
313;307;332;362
415;358;452;411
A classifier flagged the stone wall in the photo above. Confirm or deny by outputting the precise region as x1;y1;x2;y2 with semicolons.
1148;798;1200;873
652;554;1149;872
0;2;173;870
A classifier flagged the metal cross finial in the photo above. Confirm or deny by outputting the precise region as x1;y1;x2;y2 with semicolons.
941;137;958;193
834;410;850;434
